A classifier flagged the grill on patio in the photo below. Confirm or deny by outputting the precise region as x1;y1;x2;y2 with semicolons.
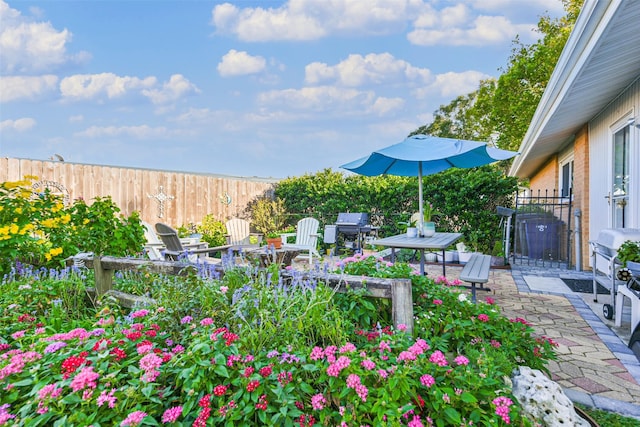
325;213;377;253
590;228;640;319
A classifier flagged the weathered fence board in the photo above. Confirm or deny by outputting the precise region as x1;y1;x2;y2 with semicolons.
2;157;277;227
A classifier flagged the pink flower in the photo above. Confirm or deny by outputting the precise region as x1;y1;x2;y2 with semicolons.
433;299;443;305
429;350;448;367
38;384;63;400
477;313;490;322
309;346;324;361
361;359;375;370
139;353;162;371
130;309;149;318
121;410;147;426
311;394;326;410
162;406;183;423
397;324;407;332
97;388;117;408
200;317;214;326
454;355;469;366
377;369;388;379
339;342;356;353
346;374;361;388
70;366;100;392
11;330;26;339
420;374;435;388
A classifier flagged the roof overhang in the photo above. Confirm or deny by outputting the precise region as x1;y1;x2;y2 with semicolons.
510;0;640;178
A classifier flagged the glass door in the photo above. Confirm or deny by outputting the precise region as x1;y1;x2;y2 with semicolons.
611;125;630;228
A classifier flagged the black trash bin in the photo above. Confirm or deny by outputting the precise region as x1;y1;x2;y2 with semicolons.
524;220;561;260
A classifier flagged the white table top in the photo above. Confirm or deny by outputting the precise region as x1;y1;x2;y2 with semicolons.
371;232;463;250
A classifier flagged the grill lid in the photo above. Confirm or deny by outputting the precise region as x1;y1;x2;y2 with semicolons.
594;228;640;256
336;212;369;226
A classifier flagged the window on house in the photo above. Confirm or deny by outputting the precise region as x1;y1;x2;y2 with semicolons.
560;158;573;198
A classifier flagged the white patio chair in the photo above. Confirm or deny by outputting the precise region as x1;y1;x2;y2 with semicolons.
281;217;321;265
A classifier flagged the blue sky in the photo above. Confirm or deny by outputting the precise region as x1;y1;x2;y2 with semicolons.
0;0;564;179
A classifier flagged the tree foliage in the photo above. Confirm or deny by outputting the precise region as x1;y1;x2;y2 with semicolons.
414;0;583;153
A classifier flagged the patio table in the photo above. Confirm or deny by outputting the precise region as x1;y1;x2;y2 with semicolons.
371;232;462;276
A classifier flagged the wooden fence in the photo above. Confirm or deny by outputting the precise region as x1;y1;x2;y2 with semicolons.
1;157;278;227
70;254;415;333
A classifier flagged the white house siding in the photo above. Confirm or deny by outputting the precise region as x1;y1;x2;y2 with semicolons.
588;78;640;242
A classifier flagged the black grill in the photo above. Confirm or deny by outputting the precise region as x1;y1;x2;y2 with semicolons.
333;213;377;252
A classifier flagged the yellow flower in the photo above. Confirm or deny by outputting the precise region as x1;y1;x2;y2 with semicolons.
0;226;9;236
24;175;39;180
83;218;90;225
41;218;57;228
15;207;22;214
50;247;63;256
45;252;52;261
60;214;71;224
9;223;19;234
51;203;64;213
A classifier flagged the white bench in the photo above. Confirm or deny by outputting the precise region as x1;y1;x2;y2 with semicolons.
459;253;491;303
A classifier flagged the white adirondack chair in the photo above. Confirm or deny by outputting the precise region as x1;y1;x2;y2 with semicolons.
143;221;165;260
281;217;321;265
225;218;262;249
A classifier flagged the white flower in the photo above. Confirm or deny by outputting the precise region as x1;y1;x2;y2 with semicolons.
458;293;468;302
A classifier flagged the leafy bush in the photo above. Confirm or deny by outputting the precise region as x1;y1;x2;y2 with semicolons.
275;167;518;254
0;177;145;276
196;214;228;247
249;197;288;235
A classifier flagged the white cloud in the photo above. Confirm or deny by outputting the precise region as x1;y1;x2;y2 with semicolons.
0;117;36;131
69;114;83;123
59;73;157;101
305;53;431;87
0;74;58;102
75;124;174;139
211;0;427;42
257;85;403;116
408;3;536;46
142;74;200;104
0;0;89;73
413;70;488;99
217;50;267;77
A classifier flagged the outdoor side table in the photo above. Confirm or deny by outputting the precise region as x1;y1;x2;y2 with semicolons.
245;247;301;268
371;232;463;276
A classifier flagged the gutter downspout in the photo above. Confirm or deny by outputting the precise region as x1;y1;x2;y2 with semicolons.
574;208;582;271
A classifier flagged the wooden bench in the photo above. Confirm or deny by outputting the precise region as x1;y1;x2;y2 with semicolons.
459;253;491;303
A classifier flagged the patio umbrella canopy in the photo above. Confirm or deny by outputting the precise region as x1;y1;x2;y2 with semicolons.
341;134;519;233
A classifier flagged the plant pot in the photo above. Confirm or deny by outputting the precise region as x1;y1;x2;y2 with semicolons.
458;251;474;264
406;227;418;238
425;252;437;262
266;237;282;249
422;222;436;237
628;261;640;278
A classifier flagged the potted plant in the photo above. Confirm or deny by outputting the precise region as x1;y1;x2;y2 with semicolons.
265;231;283;249
398;218;418;238
421;201;440;237
617;240;640;276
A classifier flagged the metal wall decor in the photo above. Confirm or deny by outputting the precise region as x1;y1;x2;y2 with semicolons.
219;191;232;205
147;186;175;218
32;180;70;205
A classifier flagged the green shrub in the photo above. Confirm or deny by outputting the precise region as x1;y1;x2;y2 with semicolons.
196;214;228;247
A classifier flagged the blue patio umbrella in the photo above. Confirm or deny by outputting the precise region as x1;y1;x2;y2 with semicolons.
341;134;519;233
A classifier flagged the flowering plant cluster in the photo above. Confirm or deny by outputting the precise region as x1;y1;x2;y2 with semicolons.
0;177;145;276
0;252;558;425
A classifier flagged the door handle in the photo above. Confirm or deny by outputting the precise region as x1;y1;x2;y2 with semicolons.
604;192;611;205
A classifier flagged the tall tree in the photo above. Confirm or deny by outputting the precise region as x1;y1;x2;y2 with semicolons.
413;0;583;153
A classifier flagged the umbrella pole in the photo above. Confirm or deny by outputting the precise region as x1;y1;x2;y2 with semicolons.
418;163;424;236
